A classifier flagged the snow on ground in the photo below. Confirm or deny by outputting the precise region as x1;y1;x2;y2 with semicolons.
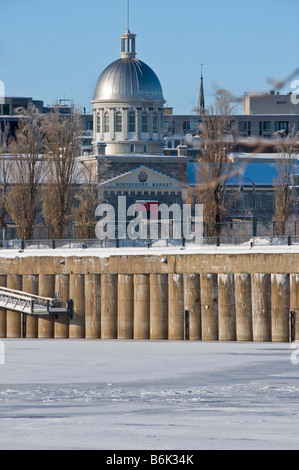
0;339;298;450
2;242;299;259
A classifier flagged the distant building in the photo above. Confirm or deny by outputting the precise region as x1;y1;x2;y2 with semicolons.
242;91;299;115
0;97;94;157
85;26;191;210
1;21;299;237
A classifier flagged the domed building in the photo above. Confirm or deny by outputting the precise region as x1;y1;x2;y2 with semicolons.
87;27;191;214
92;30;165;155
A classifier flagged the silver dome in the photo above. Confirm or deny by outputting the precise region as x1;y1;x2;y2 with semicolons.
93;58;164;102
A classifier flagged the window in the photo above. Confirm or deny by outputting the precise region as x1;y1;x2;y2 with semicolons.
104;112;110;133
144;145;147;153
153;113;158;133
265;194;274;210
242;193;248;209
115;112;122;133
130;144;135;153
239;121;251;136
85;121;93;131
254;193;261;210
183;121;195;133
164;121;171;132
129;112;136;133
2;104;9;116
142;113;148;133
259;121;271;137
96;115;100;133
275;121;289;135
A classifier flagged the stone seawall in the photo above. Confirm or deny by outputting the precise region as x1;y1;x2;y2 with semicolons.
0;251;298;341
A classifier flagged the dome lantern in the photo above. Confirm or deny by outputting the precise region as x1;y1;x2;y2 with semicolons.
120;30;136;59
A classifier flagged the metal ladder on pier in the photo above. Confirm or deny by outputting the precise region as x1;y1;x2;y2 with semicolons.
0;286;73;318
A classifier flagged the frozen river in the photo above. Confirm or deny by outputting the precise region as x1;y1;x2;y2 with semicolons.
0;339;298;450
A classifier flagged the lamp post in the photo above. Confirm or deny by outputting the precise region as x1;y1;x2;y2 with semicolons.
242;177;257;237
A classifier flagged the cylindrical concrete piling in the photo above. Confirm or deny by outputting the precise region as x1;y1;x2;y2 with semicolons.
201;274;218;340
290;274;299;341
69;274;85;339
85;274;101;339
234;273;253;341
0;275;7;338
271;274;290;342
54;274;70;339
0;252;298;343
23;274;38;338
101;274;118;339
184;274;201;340
150;274;168;340
38;274;55;338
218;274;236;341
251;274;271;342
118;274;134;339
134;274;150;339
168;274;184;340
6;274;22;338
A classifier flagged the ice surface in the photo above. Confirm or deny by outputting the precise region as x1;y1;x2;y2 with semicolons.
0;340;298;450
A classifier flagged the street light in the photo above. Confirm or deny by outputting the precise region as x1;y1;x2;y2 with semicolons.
242;177;257;237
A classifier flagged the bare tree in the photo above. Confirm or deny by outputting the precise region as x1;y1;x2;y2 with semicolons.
196;90;237;236
272;130;299;235
72;156;110;239
0;122;11;233
42;106;83;239
6;105;44;240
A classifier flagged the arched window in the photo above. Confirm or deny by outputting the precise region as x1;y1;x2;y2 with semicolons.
129;111;136;133
97;114;101;133
153;113;158;133
142;112;148;133
115;111;122;133
104;112;110;133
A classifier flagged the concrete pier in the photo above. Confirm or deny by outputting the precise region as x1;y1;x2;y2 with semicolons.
134;274;150;339
184;274;201;340
118;274;134;339
54;274;70;339
271;274;290;342
38;274;55;338
0;275;6;338
252;274;271;342
218;274;236;341
0;251;298;342
201;274;218;340
168;274;184;340
150;274;168;340
69;274;85;339
290;274;299;341
23;274;38;338
101;274;117;339
6;274;22;338
234;273;253;341
85;274;101;339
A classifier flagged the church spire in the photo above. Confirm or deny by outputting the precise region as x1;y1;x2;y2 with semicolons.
198;64;205;115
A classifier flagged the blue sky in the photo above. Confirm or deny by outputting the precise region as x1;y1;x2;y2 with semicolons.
1;0;298;114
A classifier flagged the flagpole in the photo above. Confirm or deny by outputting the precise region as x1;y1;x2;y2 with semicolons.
127;0;130;31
